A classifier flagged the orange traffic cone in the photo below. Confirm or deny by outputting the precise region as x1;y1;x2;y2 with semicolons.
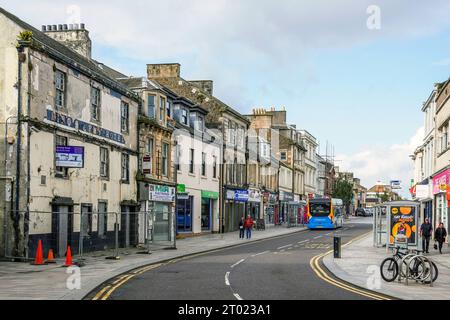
32;240;45;265
46;249;56;264
64;246;73;267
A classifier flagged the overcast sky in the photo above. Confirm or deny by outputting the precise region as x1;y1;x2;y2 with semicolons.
3;0;450;197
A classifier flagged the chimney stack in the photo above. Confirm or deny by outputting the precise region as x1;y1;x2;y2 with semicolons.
42;23;92;59
147;63;181;79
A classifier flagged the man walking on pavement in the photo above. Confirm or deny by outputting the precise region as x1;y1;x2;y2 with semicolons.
420;218;433;254
244;215;254;240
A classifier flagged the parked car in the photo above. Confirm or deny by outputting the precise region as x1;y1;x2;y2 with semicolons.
355;208;372;217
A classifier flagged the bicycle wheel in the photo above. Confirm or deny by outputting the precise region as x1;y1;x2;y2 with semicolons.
380;258;398;282
420;261;438;284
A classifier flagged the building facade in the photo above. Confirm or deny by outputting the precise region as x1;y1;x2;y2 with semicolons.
0;10;140;258
147;64;249;233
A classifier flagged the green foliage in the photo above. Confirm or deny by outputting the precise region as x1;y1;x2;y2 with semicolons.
17;30;33;42
332;179;354;206
380;191;390;203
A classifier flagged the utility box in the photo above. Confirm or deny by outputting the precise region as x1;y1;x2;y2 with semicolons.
334;236;342;259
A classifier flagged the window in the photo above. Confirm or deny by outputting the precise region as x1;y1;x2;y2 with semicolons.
91;87;101;122
202;152;206;176
280;151;287;161
121;153;129;183
198;116;204;131
100;147;109;178
181;108;188;125
213;156;217;179
55;135;68;178
189;148;195;174
144;138;154;174
166;100;172;118
147;95;155;118
121;101;129;133
55;70;66;109
160;97;166;121
162;143;169;177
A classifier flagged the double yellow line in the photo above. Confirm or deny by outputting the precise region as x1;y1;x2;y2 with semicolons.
310;232;394;300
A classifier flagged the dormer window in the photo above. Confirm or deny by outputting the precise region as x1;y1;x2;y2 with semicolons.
181;109;189;125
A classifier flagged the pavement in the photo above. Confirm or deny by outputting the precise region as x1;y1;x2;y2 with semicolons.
323;228;450;300
0;225;308;300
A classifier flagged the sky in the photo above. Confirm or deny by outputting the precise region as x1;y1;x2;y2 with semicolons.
2;0;450;197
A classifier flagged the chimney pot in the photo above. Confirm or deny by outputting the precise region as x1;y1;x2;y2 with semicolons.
63;24;68;30
74;23;79;30
52;25;57;31
42;25;46;31
58;24;63;31
80;23;85;30
69;24;74;30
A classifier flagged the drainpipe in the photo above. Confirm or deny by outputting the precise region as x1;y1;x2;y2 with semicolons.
24;50;32;259
220;123;225;234
14;45;25;257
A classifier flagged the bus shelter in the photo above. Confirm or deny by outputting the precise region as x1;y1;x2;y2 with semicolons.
373;204;387;248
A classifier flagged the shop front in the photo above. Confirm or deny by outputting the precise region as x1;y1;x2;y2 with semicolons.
201;190;219;232
279;190;294;225
248;189;262;220
432;168;450;232
140;183;176;242
263;192;278;226
225;189;248;232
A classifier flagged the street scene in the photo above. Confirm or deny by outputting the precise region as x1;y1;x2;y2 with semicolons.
0;0;449;306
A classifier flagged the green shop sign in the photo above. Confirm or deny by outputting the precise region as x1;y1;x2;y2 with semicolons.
202;190;219;200
177;184;186;193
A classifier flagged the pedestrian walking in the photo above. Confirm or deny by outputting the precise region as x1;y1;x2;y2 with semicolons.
434;222;448;254
239;217;245;239
420;218;433;254
244;215;254;239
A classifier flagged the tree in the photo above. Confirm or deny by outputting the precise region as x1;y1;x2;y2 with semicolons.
332;179;354;216
380;191;390;203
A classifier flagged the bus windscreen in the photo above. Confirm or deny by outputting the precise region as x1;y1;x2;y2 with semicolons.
310;202;331;217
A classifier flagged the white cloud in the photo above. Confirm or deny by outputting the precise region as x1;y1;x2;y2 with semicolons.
338;127;424;198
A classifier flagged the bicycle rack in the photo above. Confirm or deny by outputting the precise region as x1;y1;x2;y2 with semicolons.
405;255;434;287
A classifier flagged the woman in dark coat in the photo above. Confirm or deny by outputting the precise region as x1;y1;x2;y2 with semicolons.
239;217;245;239
434;222;448;254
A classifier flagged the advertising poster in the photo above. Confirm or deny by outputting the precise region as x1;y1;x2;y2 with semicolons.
389;206;418;246
55;146;84;168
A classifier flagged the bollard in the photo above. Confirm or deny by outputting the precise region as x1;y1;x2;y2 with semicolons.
334;236;342;259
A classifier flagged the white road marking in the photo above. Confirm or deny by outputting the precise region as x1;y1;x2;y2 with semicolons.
280;249;286;253
252;251;270;257
225;272;230;286
314;236;322;239
234;293;244;300
298;240;309;244
231;259;245;268
277;244;293;250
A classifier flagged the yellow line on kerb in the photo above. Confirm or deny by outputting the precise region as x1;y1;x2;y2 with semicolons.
310;231;392;301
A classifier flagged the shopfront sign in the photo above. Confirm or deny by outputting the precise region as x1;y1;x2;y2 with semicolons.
234;190;249;202
177;193;190;200
433;169;450;195
202;190;219;200
55;146;84;168
263;192;278;204
177;184;186;193
46;109;125;144
148;184;175;203
279;191;294;202
248;189;261;203
143;155;152;174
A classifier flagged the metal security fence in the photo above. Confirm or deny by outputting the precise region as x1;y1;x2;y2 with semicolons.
3;209;176;262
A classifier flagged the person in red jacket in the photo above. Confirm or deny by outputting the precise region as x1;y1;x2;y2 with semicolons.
244;215;254;239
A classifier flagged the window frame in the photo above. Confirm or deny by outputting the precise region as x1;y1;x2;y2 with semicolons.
162;142;169;177
90;86;101;122
147;94;156;119
54;69;66;109
100;147;110;179
201;152;207;177
55;135;69;178
120;101;129;133
121;153;130;183
189;148;195;174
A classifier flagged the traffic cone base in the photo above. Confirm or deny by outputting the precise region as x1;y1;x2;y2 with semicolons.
32;240;45;266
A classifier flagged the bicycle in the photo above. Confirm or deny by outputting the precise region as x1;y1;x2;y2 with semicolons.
380;246;438;283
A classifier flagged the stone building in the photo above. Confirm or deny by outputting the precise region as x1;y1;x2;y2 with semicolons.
0;9;140;258
147;64;249;233
299;130;318;199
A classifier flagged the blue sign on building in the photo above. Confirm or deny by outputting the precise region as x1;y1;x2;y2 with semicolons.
234;190;249;202
55;146;84;168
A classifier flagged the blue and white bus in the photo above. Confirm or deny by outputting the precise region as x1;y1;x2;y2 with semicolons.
307;198;344;229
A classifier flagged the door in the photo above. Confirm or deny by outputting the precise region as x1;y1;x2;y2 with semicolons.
120;206;130;247
154;203;170;241
52;205;71;258
177;197;192;233
201;198;211;231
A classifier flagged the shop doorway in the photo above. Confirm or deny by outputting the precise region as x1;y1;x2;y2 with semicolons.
201;198;211;231
120;206;138;248
154;203;171;241
51;205;73;258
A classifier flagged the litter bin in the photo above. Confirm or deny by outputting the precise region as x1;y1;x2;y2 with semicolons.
334;236;341;259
